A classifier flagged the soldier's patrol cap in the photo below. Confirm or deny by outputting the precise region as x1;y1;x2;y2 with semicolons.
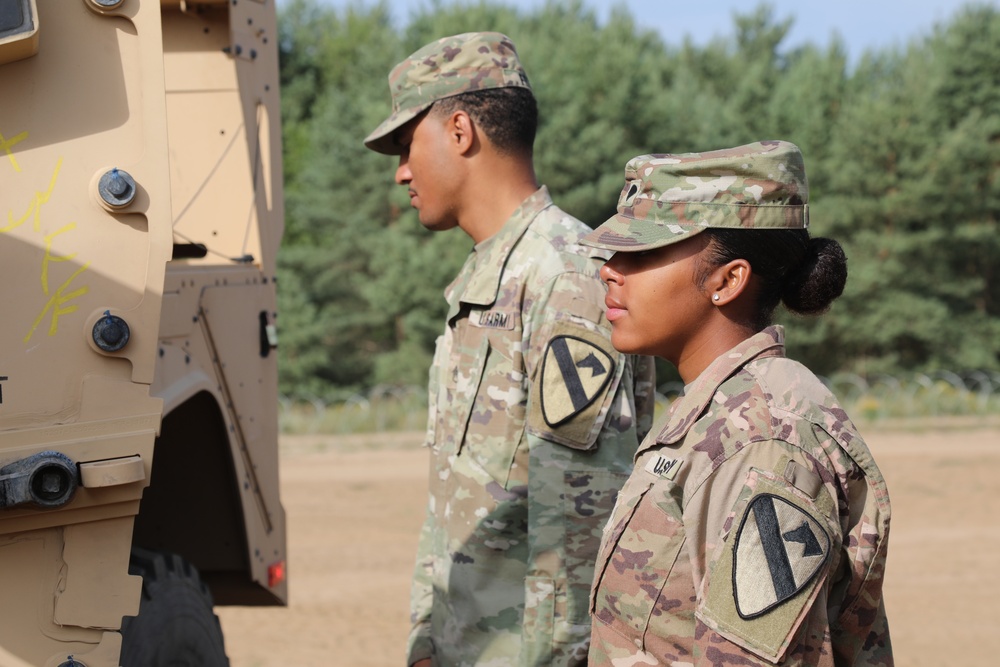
583;141;810;252
364;31;532;155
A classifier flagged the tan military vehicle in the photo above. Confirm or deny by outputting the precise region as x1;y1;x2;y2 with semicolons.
0;0;287;665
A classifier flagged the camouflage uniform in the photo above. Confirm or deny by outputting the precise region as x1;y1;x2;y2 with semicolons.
582;143;893;666
365;34;655;666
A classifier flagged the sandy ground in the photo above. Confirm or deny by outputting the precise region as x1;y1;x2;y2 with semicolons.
217;421;1000;667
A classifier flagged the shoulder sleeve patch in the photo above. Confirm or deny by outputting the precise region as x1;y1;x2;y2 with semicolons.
733;494;830;619
697;471;835;663
527;323;621;450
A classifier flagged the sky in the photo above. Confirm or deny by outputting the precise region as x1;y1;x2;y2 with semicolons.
295;0;998;65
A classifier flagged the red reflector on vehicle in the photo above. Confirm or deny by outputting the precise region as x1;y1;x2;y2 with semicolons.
268;560;286;588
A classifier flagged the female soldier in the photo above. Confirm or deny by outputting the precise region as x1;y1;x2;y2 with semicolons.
582;141;892;666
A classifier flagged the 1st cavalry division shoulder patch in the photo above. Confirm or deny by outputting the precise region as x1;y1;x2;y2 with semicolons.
698;484;834;662
527;325;619;449
733;493;830;619
540;334;614;427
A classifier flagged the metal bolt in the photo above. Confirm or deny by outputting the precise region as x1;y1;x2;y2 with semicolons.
38;470;64;497
107;171;128;195
92;311;130;352
98;168;136;208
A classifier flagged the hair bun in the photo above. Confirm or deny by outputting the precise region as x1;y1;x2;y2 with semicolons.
783;238;848;315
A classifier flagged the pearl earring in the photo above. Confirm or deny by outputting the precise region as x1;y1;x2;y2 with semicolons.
713;294;721;302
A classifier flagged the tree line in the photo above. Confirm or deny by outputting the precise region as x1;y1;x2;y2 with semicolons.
275;0;1000;400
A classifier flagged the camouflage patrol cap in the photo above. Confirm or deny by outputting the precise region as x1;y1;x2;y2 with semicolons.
364;31;532;155
583;141;809;252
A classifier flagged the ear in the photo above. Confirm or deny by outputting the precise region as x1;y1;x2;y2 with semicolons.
707;259;752;306
446;110;476;156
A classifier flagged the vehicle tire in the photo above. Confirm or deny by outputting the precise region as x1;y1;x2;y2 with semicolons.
119;547;230;667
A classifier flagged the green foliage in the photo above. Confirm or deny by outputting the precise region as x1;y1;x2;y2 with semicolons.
276;0;1000;399
812;3;1000;374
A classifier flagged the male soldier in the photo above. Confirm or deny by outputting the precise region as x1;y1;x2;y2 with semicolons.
364;32;655;666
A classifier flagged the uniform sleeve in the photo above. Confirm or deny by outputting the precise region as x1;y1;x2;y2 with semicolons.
405;490;436;666
407;335;446;666
688;439;874;666
519;271;645;666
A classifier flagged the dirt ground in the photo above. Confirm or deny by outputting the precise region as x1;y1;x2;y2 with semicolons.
217;420;1000;667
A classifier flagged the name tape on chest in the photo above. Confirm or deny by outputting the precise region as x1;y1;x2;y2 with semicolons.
472;309;516;330
644;454;683;480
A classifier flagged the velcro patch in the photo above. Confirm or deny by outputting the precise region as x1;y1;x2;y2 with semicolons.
733;494;830;619
540;335;614;427
527;324;620;450
697;471;836;663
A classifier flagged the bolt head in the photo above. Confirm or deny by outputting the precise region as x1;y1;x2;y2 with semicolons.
92;314;131;352
98;169;136;208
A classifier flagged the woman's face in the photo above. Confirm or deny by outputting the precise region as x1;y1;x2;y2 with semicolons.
599;234;714;365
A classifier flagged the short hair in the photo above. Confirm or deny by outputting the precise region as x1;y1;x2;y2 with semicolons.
430;87;538;157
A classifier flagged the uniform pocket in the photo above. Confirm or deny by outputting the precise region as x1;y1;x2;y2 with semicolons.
591;482;687;642
462;334;526;486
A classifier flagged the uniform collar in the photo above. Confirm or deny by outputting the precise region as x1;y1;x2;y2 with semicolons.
645;326;786;452
447;186;553;308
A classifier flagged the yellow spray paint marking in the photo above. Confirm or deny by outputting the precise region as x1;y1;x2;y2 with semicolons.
0;156;92;342
2;158;63;233
25;263;91;342
0;127;27;173
40;223;80;295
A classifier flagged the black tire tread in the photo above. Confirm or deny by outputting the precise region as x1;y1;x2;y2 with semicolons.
120;548;229;667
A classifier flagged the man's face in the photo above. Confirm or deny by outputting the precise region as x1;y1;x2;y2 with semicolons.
393;112;461;232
